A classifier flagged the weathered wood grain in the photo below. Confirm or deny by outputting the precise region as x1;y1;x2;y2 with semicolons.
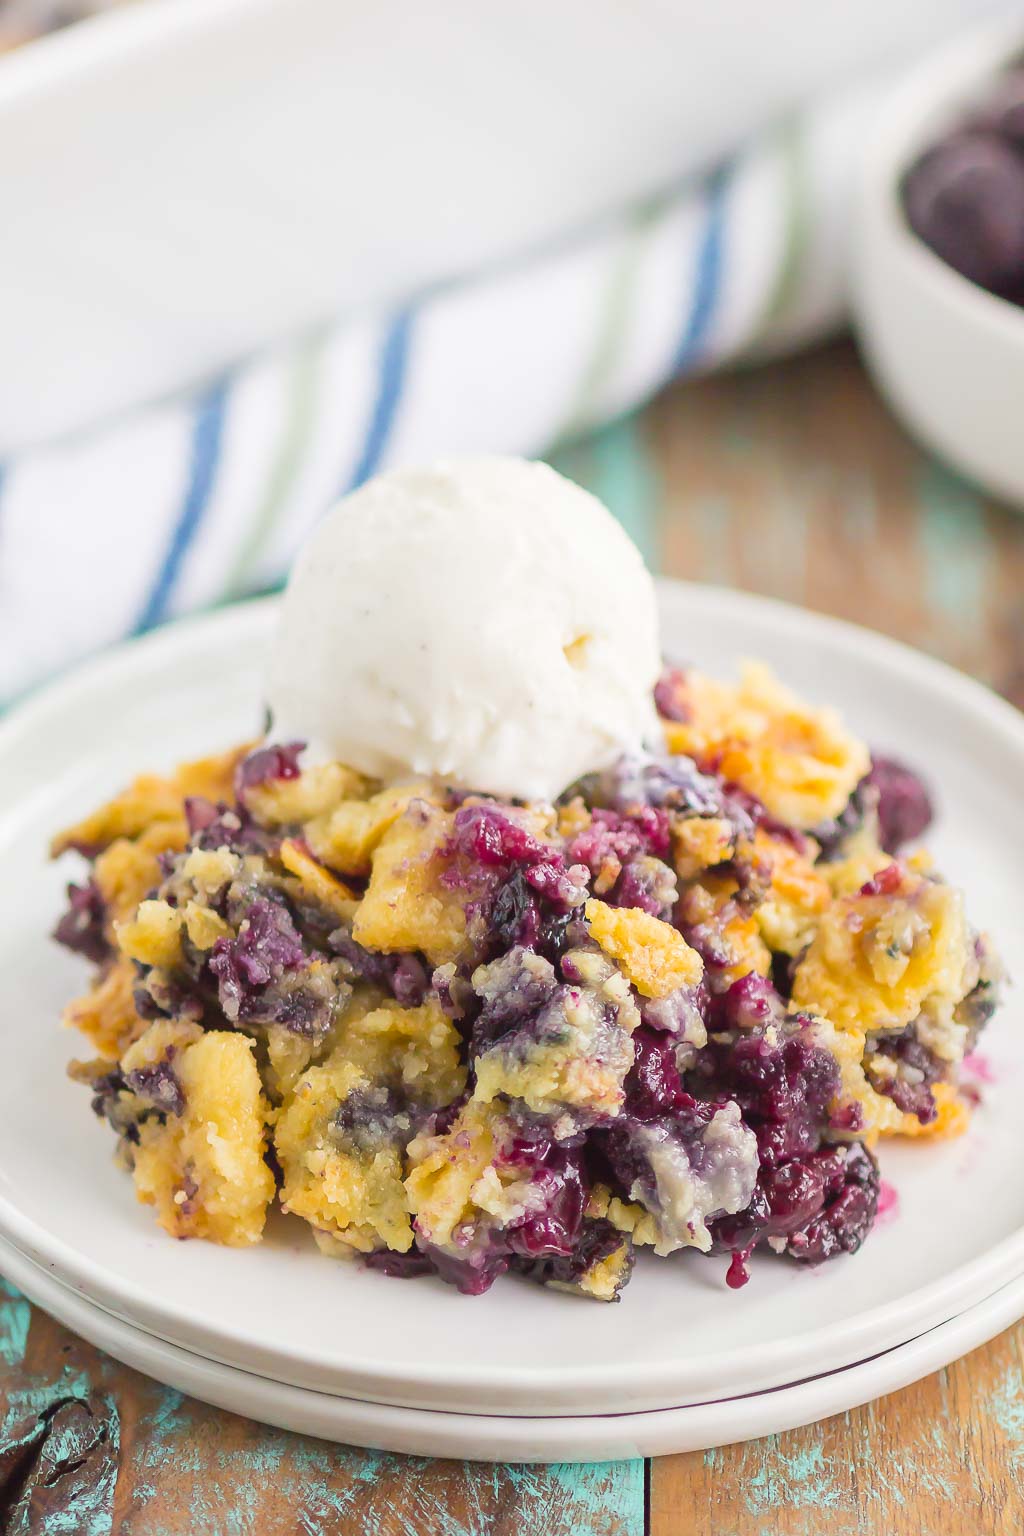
652;1317;1024;1536
643;338;1024;695
0;1297;643;1536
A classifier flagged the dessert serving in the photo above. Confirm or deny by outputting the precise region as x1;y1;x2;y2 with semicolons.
51;458;1003;1301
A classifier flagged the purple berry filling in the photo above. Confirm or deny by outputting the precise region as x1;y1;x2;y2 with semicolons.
123;1057;187;1118
363;1248;436;1280
88;1055;187;1144
598;1094;718;1203
694;1020;842;1169
603;753;739;824
332;1087;409;1153
446;803;551;871
234;741;305;800
442;803;589;962
707;971;783;1033
522;1217;630;1297
185;798;278;857
623;1028;687;1121
866;1029;944;1124
53;879;109;965
783;1142;880;1263
711;1140;880;1265
469;947;560;1059
419;1241;512;1297
567;809;674;916
863;756;933;855
210;897;306;991
653;667;690;722
505;1146;588;1261
487;868;578;961
56;707;981;1298
207;896;335;1036
88;1068;144;1143
409;1135;594;1296
328;930;429;1007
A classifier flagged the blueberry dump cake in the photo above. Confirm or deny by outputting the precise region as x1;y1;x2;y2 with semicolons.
50;459;1003;1299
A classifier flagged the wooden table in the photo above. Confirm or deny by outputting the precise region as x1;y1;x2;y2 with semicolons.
3;337;1024;1535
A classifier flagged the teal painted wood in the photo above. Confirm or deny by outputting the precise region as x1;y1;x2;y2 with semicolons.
116;1405;645;1536
707;1438;846;1521
914;457;993;676
0;1278;30;1368
990;1363;1024;1459
0;1280;646;1536
551;413;663;573
0;1366;119;1536
915;460;990;623
690;495;735;590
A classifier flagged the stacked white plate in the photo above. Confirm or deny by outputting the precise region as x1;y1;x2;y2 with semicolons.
1;583;1022;1462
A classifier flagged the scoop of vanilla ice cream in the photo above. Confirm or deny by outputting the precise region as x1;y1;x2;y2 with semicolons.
265;456;661;801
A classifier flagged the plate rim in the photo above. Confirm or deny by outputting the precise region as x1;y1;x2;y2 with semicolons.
2;581;1023;1413
6;579;1024;770
3;1230;1024;1462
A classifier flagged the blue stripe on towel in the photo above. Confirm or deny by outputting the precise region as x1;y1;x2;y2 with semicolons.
133;381;229;633
342;307;413;493
672;168;728;374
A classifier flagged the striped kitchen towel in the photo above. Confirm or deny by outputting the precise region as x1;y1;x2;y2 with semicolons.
1;80;878;705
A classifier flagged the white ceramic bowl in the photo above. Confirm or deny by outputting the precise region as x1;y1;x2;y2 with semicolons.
854;23;1024;508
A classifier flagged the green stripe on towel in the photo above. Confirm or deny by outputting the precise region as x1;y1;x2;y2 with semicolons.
223;338;323;598
555;205;659;445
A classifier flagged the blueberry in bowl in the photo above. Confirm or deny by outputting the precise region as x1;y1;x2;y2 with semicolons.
854;28;1024;506
903;63;1024;305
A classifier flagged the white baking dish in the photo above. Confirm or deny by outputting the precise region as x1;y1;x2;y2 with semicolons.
0;0;1012;452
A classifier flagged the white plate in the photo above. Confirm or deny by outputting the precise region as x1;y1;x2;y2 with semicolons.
3;1231;1024;1463
0;584;1022;1416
